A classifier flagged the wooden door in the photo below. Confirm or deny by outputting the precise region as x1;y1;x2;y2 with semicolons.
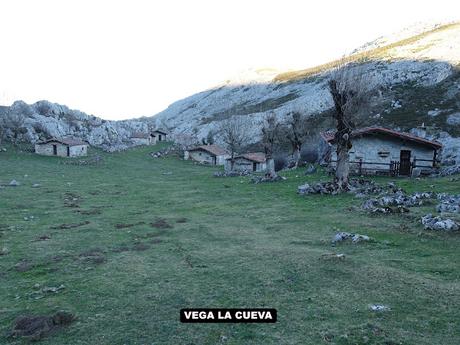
399;150;411;176
53;145;57;155
253;162;257;172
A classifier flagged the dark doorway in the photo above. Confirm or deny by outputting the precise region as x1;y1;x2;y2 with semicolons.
253;162;257;172
53;144;57;156
67;146;70;157
212;156;216;165
158;135;162;141
399;150;411;176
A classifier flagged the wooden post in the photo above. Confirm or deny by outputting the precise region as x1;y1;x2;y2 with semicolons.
359;158;363;176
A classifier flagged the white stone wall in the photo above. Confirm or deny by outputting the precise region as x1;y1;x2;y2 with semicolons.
224;158;267;172
69;145;88;157
329;134;436;173
189;150;215;164
35;142;88;157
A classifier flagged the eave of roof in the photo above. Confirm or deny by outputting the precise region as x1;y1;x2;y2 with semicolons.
320;127;442;149
188;144;228;156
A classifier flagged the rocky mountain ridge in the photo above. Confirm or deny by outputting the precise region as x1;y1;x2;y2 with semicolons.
0;22;459;160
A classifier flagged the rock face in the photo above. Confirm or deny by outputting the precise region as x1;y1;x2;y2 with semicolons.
0;100;150;151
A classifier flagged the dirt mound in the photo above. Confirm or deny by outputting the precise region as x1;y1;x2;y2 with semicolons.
150;218;172;229
8;311;75;341
51;221;90;230
79;248;106;264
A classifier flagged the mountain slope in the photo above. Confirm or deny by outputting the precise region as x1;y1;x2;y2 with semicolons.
151;22;460;148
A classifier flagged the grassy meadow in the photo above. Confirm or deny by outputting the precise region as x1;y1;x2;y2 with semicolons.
0;143;459;345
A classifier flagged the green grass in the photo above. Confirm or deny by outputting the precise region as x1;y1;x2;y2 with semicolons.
1;144;460;344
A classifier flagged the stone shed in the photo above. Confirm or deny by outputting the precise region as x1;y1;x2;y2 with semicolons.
321;127;442;176
151;130;168;143
35;138;88;157
225;152;267;172
184;144;229;165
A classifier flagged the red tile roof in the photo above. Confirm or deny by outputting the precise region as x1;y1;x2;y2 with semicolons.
321;127;442;149
188;144;229;156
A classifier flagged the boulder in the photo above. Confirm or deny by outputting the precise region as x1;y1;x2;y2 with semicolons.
9;180;20;187
421;214;459;231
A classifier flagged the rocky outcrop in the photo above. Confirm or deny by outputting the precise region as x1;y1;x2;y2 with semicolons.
0;100;149;151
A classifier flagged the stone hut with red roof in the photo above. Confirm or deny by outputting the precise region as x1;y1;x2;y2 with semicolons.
320;127;442;176
184;144;230;165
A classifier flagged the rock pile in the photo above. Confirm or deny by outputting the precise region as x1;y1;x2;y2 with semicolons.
213;171;251;177
298;178;384;196
251;175;286;184
150;145;179;158
436;165;460;177
421;214;459;231
331;232;371;244
362;191;433;213
436;193;460;213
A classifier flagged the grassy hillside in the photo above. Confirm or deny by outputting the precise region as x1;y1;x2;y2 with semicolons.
1;145;460;344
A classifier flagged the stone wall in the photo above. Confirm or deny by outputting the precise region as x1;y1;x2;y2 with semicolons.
329;134;436;173
35;142;88;157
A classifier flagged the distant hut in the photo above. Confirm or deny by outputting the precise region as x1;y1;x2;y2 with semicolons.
321;127;442;176
35;138;88;157
225;152;267;172
184;144;229;165
151;130;168;144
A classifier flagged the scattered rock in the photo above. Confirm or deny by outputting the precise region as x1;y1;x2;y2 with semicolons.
42;285;66;293
251;175;286;184
8;311;75;341
411;167;422;178
436;193;460;213
332;232;371;244
421;214;459;231
369;304;390;312
214;170;251;177
0;247;10;256
32;183;41;188
9;179;20;187
320;253;346;261
298;178;384;196
14;260;34;272
304;164;317;175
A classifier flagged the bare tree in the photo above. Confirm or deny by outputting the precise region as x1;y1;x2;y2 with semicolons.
284;111;310;168
219;117;249;170
328;60;375;190
261;112;281;178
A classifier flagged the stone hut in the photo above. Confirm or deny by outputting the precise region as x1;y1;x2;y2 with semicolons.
35;138;88;157
225;152;267;172
151;130;168;143
184;144;229;165
321;127;442;176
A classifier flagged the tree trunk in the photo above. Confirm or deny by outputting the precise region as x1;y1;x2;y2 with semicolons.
335;143;350;190
266;158;276;178
293;146;301;168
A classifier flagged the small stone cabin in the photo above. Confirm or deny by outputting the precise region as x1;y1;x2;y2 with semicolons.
151;130;167;143
321;127;442;176
35;138;88;157
225;152;267;172
184;144;229;165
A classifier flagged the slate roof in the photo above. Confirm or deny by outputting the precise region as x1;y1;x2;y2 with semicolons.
227;152;266;163
37;137;87;146
131;132;149;139
188;144;229;156
320;127;442;149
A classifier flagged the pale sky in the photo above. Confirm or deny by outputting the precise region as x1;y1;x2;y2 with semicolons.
0;0;458;120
